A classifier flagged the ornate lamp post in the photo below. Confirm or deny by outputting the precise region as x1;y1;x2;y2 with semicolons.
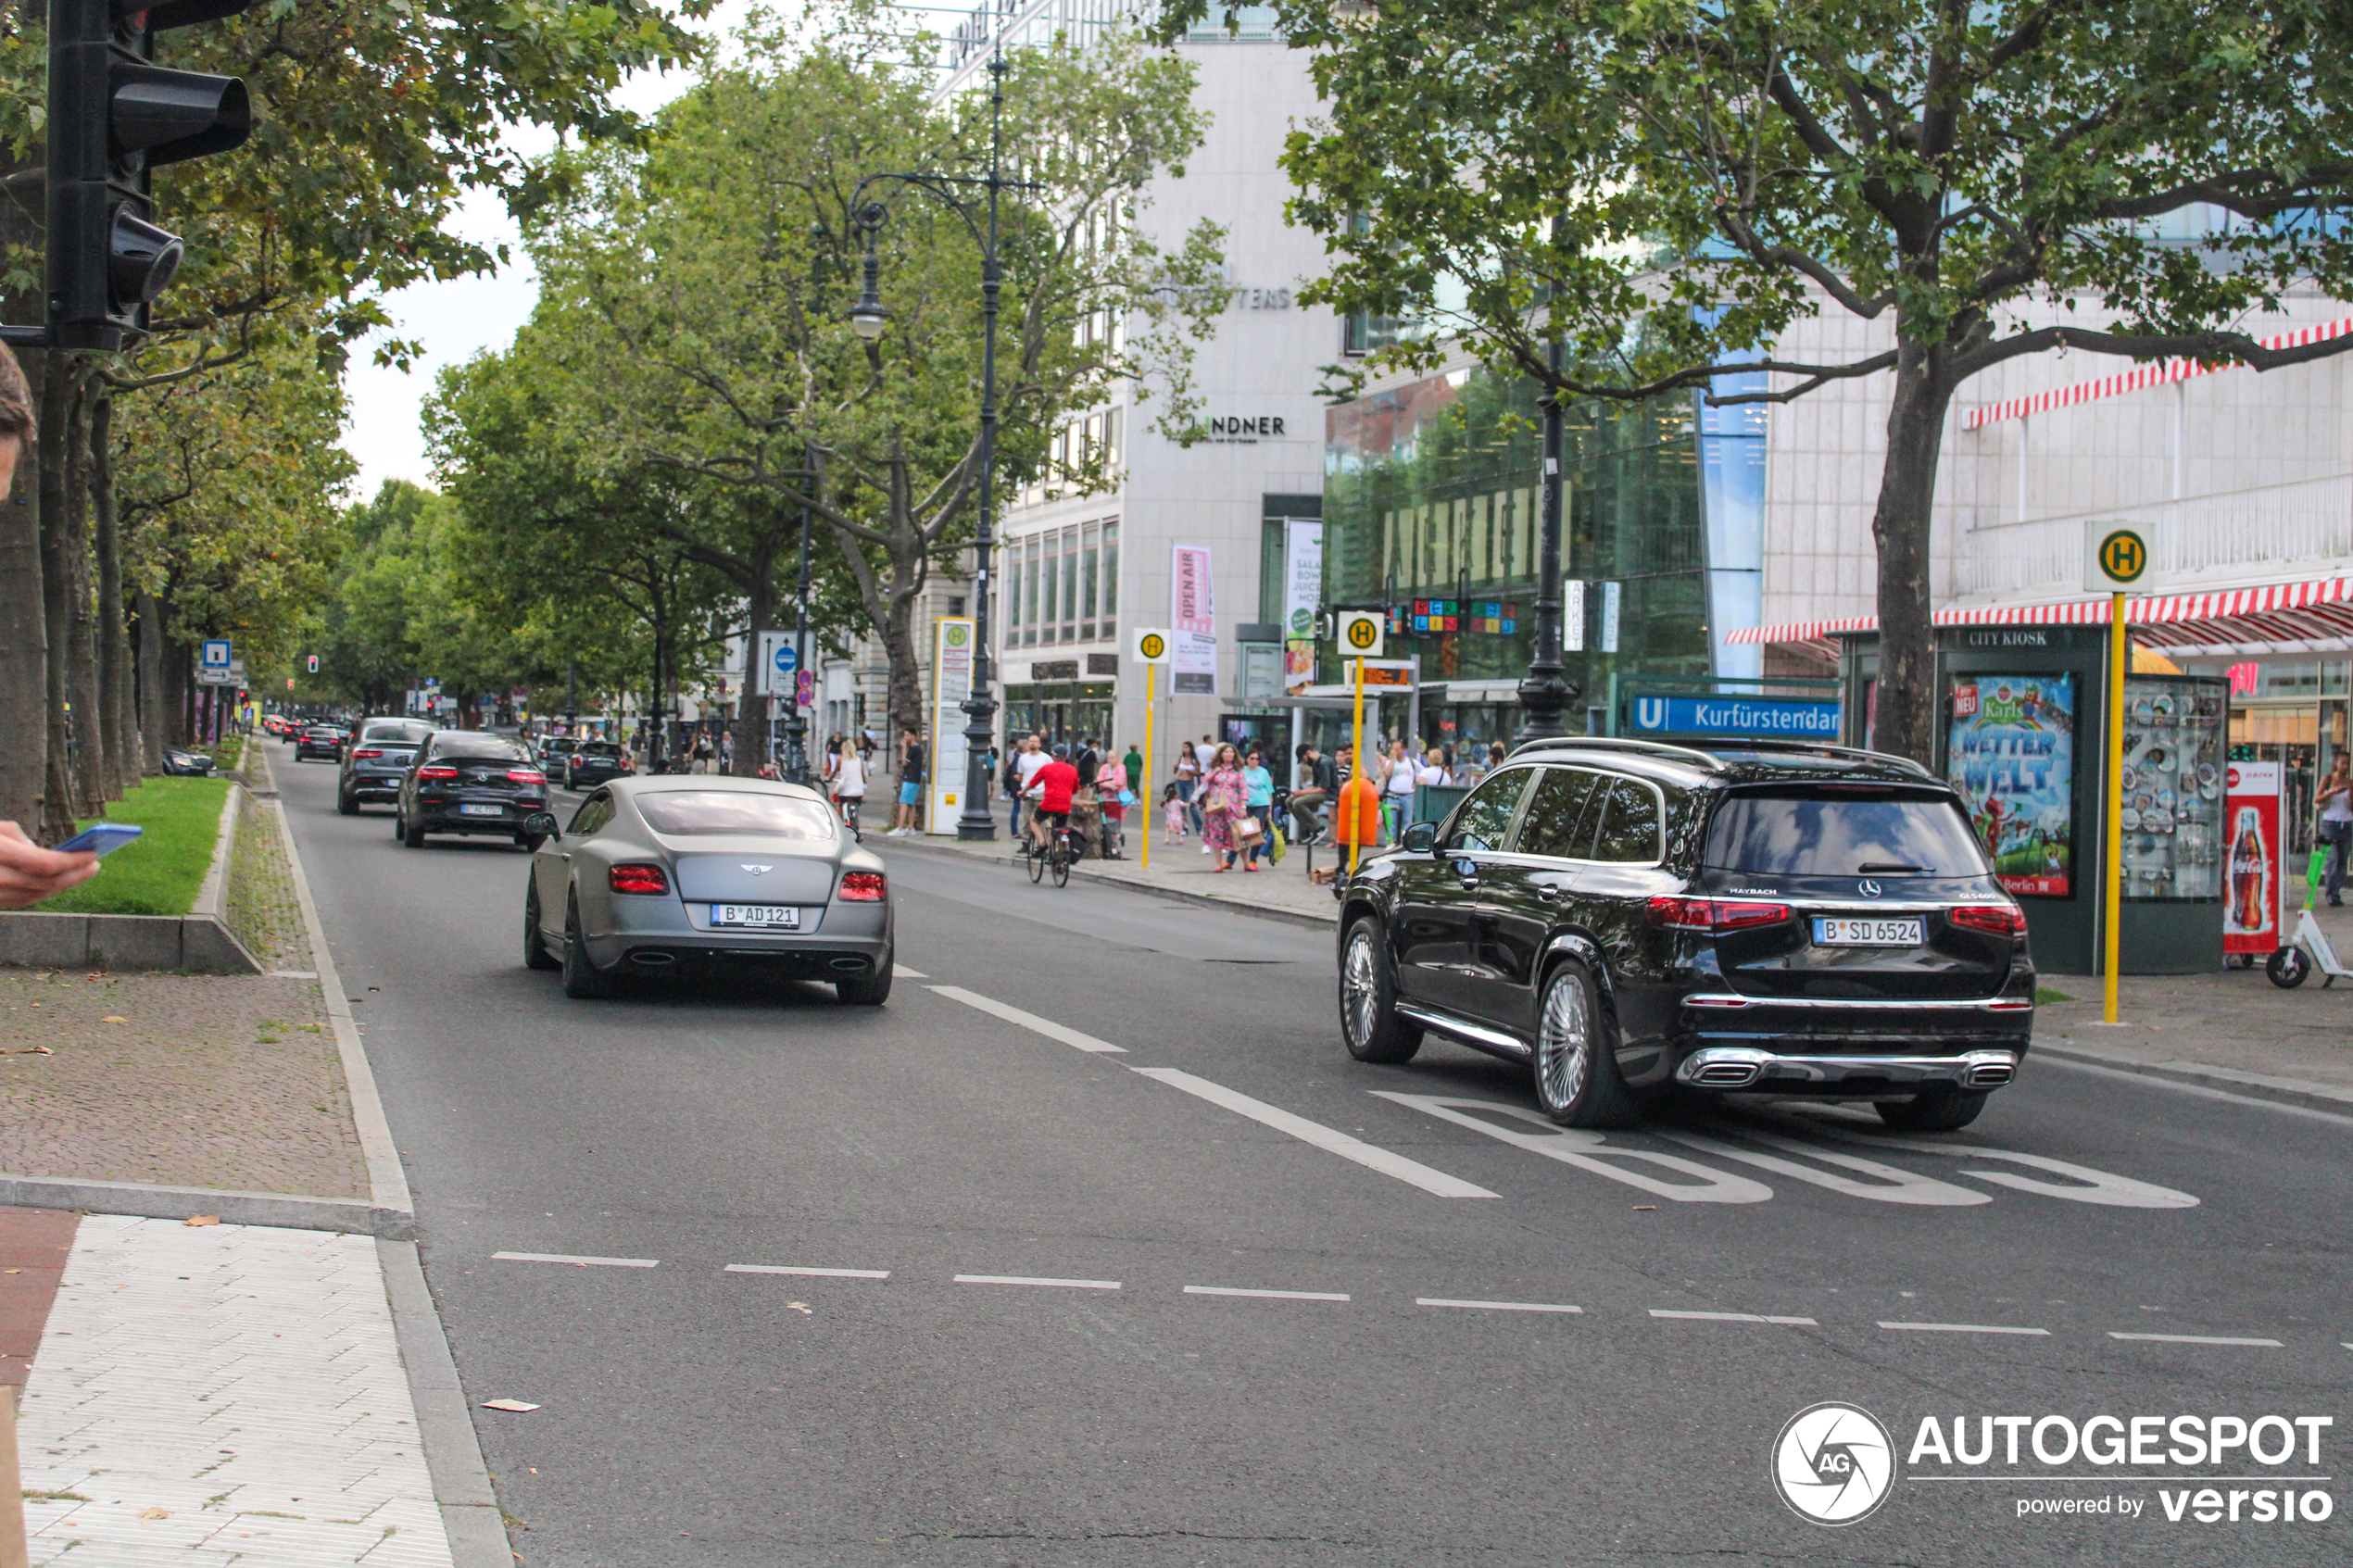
1516;336;1579;740
848;52;1030;840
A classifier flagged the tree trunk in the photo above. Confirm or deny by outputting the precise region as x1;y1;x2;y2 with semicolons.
1868;336;1957;767
731;550;774;778
880;577;925;760
0;407;43;832
164;633;192;748
135;589;165;774
89;395;132;800
63;386;105;817
37;358;78;843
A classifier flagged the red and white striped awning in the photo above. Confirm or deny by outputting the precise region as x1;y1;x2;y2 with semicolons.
1730;576;2353;657
1960;318;2353;430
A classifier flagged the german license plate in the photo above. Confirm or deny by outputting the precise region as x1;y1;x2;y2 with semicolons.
713;904;799;929
1814;916;1923;947
459;803;504;817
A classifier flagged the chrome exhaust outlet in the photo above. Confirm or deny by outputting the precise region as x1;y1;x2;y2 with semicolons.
629;950;676;967
1677;1047;1771;1089
828;956;869;972
1962;1050;2019;1087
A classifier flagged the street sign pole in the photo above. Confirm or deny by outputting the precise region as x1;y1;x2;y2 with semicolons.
1350;656;1366;876
1141;659;1155;872
2084;521;2148;1024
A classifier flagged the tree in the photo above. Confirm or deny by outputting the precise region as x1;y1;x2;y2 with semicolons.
1165;0;2353;761
516;18;1227;758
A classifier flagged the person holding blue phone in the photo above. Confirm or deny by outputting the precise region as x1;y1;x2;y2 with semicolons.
0;822;103;908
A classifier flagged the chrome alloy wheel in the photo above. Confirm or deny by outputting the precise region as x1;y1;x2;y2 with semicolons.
1342;929;1380;1047
1536;971;1592;1110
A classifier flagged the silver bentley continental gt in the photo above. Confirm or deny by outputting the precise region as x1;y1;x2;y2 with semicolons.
520;777;894;1004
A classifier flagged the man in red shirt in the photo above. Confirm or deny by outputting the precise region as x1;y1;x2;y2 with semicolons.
1024;744;1081;851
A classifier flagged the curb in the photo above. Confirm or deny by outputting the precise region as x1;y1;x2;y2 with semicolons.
266;746;510;1568
0;784;263;973
2034;1042;2353;1114
884;834;1342;931
0;1173;411;1237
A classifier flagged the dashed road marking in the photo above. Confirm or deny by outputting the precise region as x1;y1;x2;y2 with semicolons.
725;1264;890;1279
1879;1321;2051;1336
953;1273;1122;1290
929;986;1126;1052
1186;1286;1350;1302
2108;1332;2283;1347
1417;1298;1582;1314
893;965;927;979
493;1251;660;1268
1650;1309;1818;1325
1138;1069;1497;1198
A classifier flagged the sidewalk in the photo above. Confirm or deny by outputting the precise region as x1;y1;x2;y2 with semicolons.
887;822;1345;928
0;743;502;1566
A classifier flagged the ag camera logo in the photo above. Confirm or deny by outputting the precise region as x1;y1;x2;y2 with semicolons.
1774;1402;1896;1525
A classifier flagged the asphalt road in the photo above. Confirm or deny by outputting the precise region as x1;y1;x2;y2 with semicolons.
275;747;2353;1567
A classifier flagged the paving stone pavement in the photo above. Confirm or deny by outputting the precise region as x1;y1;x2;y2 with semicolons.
17;1214;453;1567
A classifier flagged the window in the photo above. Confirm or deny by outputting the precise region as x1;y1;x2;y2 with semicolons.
1704;788;1991;877
429;734;527;761
1515;768;1603;858
1004;560;1021;638
1592;778;1664;863
1101;521;1118;627
635;790;837;839
1444;769;1530;853
1062;527;1079;627
567;791;615;835
1080;523;1100;641
1022;536;1040;645
1103;407;1122;468
1041;538;1060;645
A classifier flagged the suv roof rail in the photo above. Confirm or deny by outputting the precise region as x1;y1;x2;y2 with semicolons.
1507;735;1725;769
1706;737;1935;777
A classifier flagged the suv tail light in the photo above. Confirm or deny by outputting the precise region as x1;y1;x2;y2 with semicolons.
1950;903;2028;937
838;872;887;902
508;769;547;784
351;747;383;759
416;764;459;780
609;862;670;896
1648;896;1793;933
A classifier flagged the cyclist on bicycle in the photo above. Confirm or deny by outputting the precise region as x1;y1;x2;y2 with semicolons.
1024;743;1081;855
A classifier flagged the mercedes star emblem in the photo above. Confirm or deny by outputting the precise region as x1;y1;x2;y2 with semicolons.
1857;879;1883;898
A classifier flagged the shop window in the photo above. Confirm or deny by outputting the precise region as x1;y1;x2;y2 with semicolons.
1101;522;1118;632
1081;522;1100;642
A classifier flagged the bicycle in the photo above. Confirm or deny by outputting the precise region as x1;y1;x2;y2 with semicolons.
1026;811;1075;887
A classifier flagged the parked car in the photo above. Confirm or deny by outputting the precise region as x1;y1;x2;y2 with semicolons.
295;723;346;763
562;740;630;790
519;777;892;1004
159;747;215;775
1335;736;2033;1133
393;731;549;848
337;718;437;815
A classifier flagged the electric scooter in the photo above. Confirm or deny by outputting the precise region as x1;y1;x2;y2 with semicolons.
2267;857;2352;987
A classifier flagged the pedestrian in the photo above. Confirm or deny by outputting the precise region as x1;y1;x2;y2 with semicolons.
1001;739;1026;837
1096;750;1128;859
1381;739;1418;844
1074;734;1101;788
719;729;733;772
1162;781;1189;841
892;729;925;835
1014;734;1051;842
1122;738;1143;786
833;735;868;838
1200;742;1251;872
1290;742;1333;845
2321;755;2353;907
1241;747;1276;867
1174;740;1202;844
693;728;714;773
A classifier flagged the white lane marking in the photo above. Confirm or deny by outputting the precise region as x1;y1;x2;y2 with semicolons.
893;965;927;979
928;985;1126;1052
1138;1070;1497;1198
1186;1286;1350;1302
1795;1119;2199;1208
1650;1310;1818;1325
493;1251;660;1268
724;1264;890;1279
1372;1093;1770;1203
2108;1332;2282;1347
1878;1321;2050;1336
1662;1127;1989;1206
1418;1298;1582;1314
953;1273;1122;1290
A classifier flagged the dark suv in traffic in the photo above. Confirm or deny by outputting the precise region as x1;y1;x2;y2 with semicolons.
1338;737;2032;1132
394;731;550;849
339;718;437;815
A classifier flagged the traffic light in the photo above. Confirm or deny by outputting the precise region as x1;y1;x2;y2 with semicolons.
306;654;319;673
45;0;255;350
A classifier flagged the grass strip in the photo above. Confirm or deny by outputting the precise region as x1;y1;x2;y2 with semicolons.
32;776;232;916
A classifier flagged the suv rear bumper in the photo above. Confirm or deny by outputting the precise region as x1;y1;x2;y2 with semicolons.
1676;1044;2020;1092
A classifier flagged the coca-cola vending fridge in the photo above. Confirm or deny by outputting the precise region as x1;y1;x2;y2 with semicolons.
2223;759;2284;962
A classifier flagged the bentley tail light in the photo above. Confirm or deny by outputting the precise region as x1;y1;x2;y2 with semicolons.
609;863;670;895
838;872;887;901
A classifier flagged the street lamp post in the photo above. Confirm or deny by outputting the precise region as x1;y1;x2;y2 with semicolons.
849;51;1031;841
783;444;814;784
1516;334;1578;741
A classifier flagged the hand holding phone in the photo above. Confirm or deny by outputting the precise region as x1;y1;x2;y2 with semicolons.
0;820;107;908
54;823;143;857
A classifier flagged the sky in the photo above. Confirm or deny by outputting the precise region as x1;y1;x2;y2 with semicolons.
337;6;752;501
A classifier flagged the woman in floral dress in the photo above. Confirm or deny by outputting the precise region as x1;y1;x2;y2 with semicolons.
1199;743;1250;872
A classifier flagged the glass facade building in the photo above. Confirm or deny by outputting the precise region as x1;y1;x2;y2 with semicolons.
1320;359;1762;755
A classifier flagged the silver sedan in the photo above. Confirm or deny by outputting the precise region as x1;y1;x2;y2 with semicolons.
521;778;893;1004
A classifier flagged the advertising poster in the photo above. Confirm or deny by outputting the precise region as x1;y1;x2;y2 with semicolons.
1171;544;1217;695
925;618;974;834
1946;673;2075;897
2223;760;2283;953
1283;521;1321;694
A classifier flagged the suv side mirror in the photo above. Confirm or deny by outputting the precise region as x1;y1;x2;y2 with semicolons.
522;811;560;841
1401;821;1439;853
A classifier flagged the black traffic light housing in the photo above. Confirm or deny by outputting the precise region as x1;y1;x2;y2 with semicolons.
35;0;253;351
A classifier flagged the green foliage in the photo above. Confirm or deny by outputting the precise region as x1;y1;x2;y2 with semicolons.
33;776;232;916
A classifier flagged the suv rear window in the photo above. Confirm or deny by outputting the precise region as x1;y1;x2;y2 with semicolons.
360;721;434;745
635;790;836;839
429;734;528;761
1705;787;1990;876
576;743;621;758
